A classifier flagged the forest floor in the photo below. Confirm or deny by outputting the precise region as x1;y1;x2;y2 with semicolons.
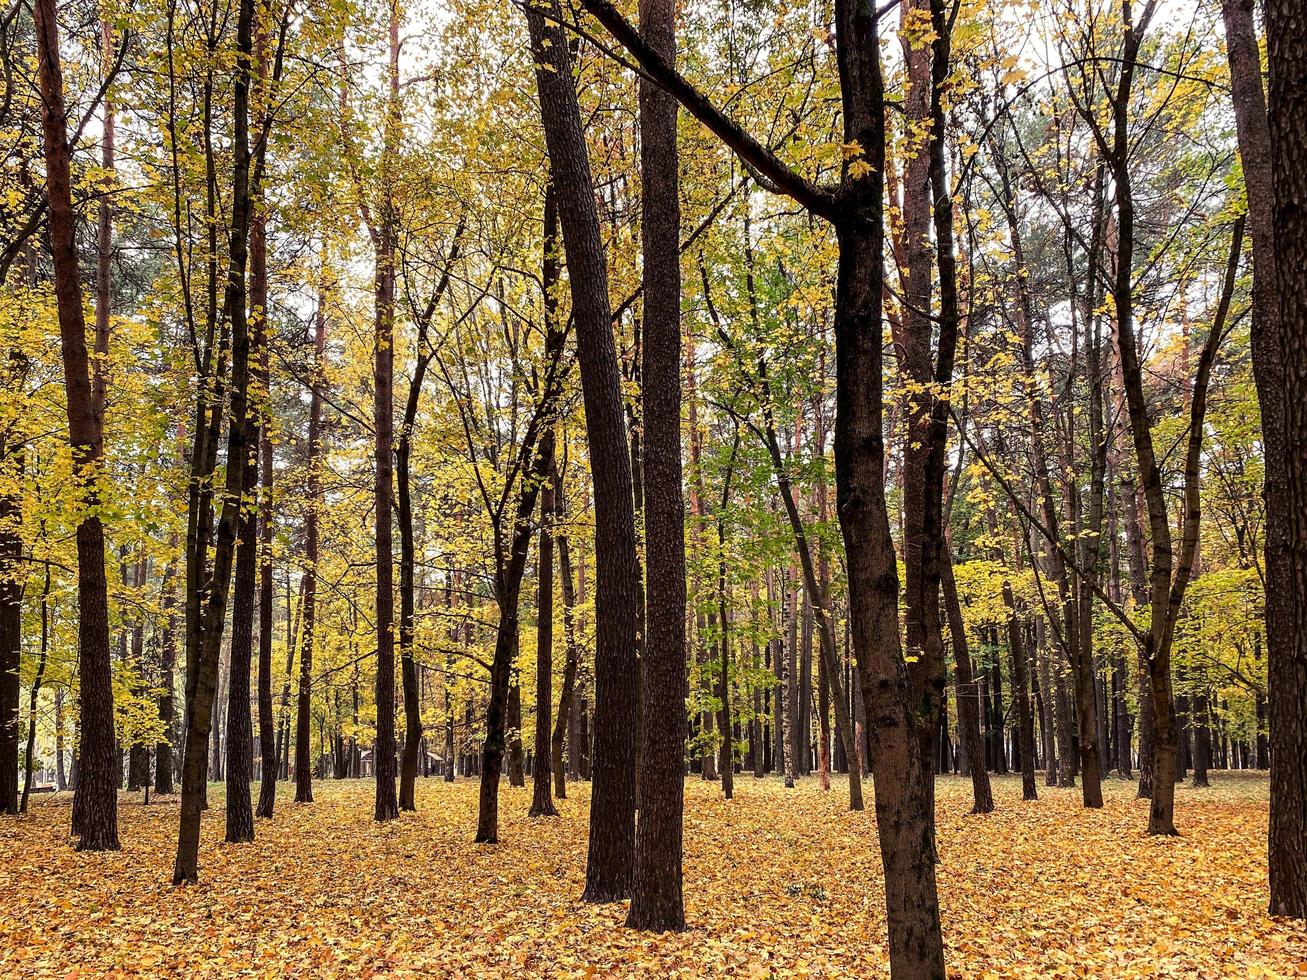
0;773;1301;978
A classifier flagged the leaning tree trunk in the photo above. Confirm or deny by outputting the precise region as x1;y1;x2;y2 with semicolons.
525;0;640;903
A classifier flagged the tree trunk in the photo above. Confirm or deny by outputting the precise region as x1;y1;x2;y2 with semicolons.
1263;0;1307;919
255;429;276;816
551;459;579;800
370;6;401;824
530;436;559;818
224;424;258;842
173;0;256;880
525;0;640;902
0;446;20;816
34;0;119;851
296;293;327;805
628;0;687;924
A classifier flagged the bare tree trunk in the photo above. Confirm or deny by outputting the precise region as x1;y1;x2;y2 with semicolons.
296;292;327;805
525;0;640;902
173;0;256;880
627;0;687;928
34;0;119;851
0;445;20;816
1262;0;1307;919
370;1;401;824
530;433;559;817
551;459;579;800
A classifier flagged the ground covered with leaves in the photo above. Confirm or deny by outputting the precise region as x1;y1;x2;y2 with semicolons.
0;774;1301;977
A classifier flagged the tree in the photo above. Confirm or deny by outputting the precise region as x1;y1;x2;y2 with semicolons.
1263;0;1307;920
627;0;687;931
576;0;946;970
174;0;257;882
524;0;641;903
33;0;119;852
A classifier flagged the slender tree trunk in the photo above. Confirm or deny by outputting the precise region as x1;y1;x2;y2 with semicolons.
370;4;402;824
530;437;559;818
255;429;276;816
296;293;327;805
34;0;119;851
156;553;178;794
225;425;258;842
551;460;579;800
0;446;20;816
20;567;52;812
173;0;256;880
941;554;994;810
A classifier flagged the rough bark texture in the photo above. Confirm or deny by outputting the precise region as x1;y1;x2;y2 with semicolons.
34;0;119;851
1264;0;1307;919
526;0;640;903
626;0;687;929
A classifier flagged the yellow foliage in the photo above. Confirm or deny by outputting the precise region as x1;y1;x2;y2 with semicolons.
0;778;1300;977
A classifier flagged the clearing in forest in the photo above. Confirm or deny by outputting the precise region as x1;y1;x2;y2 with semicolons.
0;775;1300;977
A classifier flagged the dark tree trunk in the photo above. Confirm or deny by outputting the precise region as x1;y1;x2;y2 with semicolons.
34;0;119;851
156;557;177;795
296;295;327;806
1263;0;1307;919
20;568;52;812
255;429;276;816
0;447;20;816
525;0;640;902
507;677;526;787
1003;579;1037;801
551;460;580;800
628;0;687;926
173;0;256;880
530;430;559;818
224;431;257;842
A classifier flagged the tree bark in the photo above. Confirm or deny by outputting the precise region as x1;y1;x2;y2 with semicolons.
627;0;687;929
173;0;256;880
34;0;119;851
1263;0;1307;919
0;444;20;816
370;1;401;824
551;459;580;800
295;291;327;805
525;0;640;902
